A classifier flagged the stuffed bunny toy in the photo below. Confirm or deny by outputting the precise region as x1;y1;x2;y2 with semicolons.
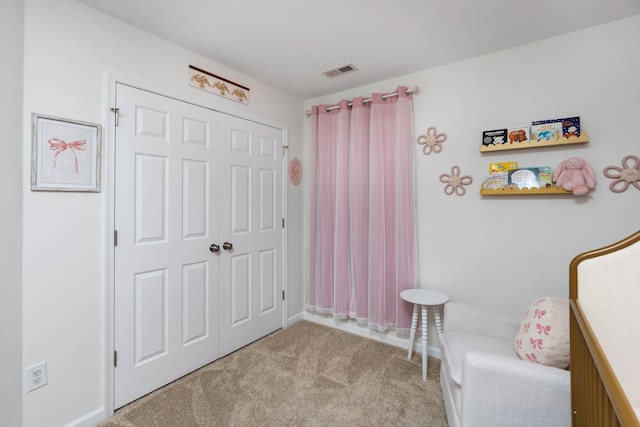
553;157;597;195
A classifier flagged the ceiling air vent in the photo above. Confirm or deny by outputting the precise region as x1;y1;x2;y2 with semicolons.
322;63;358;78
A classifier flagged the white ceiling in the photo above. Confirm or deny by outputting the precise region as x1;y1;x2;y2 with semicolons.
76;0;640;99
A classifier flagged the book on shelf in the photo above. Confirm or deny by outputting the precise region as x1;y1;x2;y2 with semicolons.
531;122;562;141
483;172;509;189
509;168;539;189
489;161;518;173
507;166;553;189
483;161;518;189
537;166;552;187
531;116;580;140
482;129;507;146
508;126;530;144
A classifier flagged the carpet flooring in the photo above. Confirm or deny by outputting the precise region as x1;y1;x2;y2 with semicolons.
99;320;447;426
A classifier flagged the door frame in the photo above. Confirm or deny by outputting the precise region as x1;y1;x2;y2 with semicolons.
103;73;288;417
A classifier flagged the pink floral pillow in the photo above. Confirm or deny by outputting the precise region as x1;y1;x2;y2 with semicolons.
515;297;570;369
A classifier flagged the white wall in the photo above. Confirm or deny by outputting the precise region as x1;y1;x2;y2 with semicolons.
303;16;640;345
0;1;24;426
22;0;304;425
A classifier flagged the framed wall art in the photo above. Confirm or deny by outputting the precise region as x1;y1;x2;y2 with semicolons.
31;113;102;192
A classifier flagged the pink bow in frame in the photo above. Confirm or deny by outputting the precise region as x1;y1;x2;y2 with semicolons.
48;138;87;174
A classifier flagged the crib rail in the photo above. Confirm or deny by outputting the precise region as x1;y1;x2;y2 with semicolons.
569;230;640;427
570;301;637;426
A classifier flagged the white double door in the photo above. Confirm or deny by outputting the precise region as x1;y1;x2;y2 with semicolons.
113;84;284;408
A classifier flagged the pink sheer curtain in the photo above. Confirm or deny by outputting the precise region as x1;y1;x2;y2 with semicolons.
307;86;417;333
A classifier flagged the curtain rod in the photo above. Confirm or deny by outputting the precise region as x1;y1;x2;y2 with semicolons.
305;85;419;116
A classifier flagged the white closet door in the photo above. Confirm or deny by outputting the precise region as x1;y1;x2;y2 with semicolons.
113;84;220;408
219;114;284;356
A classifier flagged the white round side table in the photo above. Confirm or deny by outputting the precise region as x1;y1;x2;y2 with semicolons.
400;288;449;381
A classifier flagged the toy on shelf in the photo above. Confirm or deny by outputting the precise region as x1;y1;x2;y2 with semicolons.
603;155;640;193
552;157;597;196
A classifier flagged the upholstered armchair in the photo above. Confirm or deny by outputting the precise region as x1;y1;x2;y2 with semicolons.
438;301;571;427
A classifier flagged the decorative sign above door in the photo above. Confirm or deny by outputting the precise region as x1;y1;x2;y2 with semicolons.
188;65;250;105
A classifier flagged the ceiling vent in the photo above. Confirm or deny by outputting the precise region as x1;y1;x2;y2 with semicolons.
322;63;358;78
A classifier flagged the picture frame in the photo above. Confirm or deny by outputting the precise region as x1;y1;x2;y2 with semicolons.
31;113;102;192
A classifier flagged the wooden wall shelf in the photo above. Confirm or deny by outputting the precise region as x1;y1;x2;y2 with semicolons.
479;132;589;152
480;185;571;195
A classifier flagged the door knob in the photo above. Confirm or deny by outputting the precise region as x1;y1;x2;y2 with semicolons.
209;243;220;253
223;242;233;251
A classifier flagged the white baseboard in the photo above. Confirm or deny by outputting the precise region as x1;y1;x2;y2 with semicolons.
302;311;441;359
63;407;105;427
287;311;304;326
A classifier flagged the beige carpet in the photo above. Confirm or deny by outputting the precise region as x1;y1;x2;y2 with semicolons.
100;321;447;426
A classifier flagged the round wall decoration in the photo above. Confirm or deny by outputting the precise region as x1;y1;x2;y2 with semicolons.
417;127;447;155
289;157;302;186
439;165;473;196
603;155;640;193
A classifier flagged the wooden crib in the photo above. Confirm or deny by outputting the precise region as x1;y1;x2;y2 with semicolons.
569;230;640;427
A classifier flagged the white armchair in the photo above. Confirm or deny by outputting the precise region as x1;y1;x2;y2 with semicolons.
438;302;571;427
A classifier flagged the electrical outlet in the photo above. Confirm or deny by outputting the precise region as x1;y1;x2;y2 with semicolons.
25;361;48;392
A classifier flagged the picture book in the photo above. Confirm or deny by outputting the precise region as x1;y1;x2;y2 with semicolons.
531;122;562;141
560;117;581;138
508;168;540;189
535;166;553;187
489;161;518;174
507;126;530;144
532;116;580;139
483;172;509;189
482;129;507;146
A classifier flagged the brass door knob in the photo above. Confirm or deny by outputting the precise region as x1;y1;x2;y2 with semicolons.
223;242;233;251
209;244;220;253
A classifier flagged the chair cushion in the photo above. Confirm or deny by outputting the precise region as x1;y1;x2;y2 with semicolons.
514;297;570;369
440;330;518;386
